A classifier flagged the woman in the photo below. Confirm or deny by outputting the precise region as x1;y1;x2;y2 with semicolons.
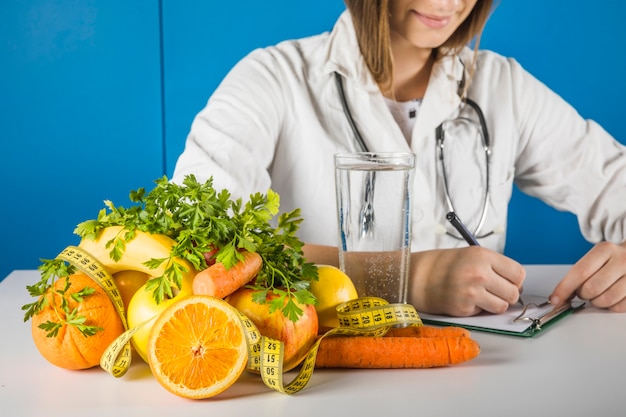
172;0;626;315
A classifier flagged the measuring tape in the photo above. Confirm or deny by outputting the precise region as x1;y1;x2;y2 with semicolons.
56;245;423;394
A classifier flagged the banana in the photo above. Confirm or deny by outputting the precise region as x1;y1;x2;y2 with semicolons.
77;225;195;278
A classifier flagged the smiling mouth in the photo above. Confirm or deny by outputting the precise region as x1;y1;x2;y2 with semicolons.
414;11;452;29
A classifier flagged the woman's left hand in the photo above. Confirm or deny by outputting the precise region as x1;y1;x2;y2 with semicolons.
550;241;626;312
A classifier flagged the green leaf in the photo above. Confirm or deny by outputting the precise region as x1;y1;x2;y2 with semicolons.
144;276;167;304
65;308;103;337
267;291;287;314
22;259;74;321
38;321;62;338
70;286;96;303
283;298;304;323
250;288;270;306
292;288;317;306
144;257;168;271
215;241;243;270
73;218;101;240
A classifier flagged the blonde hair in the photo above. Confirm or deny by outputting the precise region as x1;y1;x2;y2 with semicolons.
343;0;495;93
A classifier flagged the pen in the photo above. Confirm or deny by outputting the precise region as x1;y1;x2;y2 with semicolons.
446;211;480;246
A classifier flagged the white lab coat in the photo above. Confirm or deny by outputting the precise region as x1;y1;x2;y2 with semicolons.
172;11;626;252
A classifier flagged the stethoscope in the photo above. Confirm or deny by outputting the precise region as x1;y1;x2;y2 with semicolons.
334;69;494;240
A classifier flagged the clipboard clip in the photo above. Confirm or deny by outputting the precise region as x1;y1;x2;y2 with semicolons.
513;301;573;330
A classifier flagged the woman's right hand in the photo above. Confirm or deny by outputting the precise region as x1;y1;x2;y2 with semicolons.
409;247;526;316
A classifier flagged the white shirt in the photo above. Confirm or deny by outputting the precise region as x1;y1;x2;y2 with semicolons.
384;97;422;145
172;11;626;252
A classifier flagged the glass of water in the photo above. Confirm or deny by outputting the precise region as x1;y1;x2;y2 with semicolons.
334;152;415;304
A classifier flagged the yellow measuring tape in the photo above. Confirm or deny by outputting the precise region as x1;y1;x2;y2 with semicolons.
56;245;423;394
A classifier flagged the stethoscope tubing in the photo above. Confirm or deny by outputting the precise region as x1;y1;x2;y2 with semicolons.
335;72;369;153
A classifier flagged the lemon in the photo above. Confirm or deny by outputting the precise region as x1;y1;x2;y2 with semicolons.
310;265;358;330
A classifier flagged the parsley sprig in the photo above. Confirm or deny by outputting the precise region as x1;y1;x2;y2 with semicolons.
22;260;104;337
75;175;318;321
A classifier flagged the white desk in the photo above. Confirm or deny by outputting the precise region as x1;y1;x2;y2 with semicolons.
2;267;625;417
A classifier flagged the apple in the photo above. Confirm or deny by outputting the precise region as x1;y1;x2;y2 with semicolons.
226;288;318;372
126;275;194;363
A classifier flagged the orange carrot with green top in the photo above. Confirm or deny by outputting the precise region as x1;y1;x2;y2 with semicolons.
315;335;480;368
192;250;262;299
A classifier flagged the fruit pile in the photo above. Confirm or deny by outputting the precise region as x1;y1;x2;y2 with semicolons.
22;175;331;398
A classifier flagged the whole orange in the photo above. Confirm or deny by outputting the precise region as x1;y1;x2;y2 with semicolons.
31;272;125;370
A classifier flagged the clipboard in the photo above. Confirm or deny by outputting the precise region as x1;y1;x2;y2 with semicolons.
418;294;586;337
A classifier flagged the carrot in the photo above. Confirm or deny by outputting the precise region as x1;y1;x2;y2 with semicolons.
385;325;470;338
192;250;263;298
315;336;480;368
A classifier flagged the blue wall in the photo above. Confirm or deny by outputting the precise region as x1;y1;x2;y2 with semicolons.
1;1;164;282
1;1;625;280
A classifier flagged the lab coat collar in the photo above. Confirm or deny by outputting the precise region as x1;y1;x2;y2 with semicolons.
324;11;469;121
323;11;380;93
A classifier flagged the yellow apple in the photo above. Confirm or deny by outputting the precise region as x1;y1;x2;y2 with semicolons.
226;288;318;372
126;275;194;363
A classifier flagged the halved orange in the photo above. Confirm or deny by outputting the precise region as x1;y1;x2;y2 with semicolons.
147;295;248;399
